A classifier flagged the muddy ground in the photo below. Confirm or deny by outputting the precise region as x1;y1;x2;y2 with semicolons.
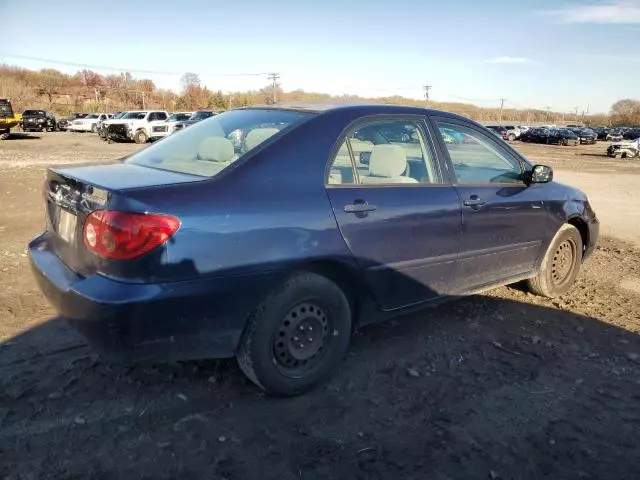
1;132;639;479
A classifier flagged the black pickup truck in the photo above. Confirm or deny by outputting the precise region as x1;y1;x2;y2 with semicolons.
21;109;57;132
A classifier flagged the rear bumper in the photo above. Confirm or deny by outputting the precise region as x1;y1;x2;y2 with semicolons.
28;233;280;362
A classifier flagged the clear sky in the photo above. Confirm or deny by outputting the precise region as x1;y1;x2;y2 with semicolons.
2;0;639;113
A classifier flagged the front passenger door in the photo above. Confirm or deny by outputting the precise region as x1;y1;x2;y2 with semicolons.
432;118;549;293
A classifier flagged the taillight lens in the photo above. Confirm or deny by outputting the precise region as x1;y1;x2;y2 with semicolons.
83;210;180;260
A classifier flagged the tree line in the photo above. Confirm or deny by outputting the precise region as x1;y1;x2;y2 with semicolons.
0;64;633;126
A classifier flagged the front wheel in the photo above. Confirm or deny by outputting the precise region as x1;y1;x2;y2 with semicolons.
134;130;148;144
237;272;352;396
508;134;516;141
527;224;583;298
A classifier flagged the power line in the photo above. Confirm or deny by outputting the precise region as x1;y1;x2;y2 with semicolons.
0;52;269;78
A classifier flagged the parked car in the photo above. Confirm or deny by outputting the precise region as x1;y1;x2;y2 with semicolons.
591;127;610;140
21;109;57;132
173;110;216;132
607;138;640;158
98;112;124;140
501;125;522;140
520;127;549;143
58;113;88;131
105;110;169;143
29;105;599;396
486;125;508;140
548;128;579;146
68;113;111;133
606;129;624;142
149;111;194;141
0;98;21;140
622;127;640;140
568;127;597;144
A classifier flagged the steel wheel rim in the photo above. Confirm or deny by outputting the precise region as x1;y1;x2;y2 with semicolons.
273;302;330;374
551;239;576;286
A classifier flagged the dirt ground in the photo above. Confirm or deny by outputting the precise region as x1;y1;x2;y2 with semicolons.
1;132;639;479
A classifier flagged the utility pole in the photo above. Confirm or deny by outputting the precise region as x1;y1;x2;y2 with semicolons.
545;106;551;123
574;106;579;121
423;85;432;107
581;102;589;123
498;98;506;124
267;73;280;104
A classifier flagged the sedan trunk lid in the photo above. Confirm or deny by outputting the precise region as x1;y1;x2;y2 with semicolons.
43;164;206;276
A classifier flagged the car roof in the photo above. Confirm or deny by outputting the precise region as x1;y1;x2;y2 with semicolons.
238;103;474;123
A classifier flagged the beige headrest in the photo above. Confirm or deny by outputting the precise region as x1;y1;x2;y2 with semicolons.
245;128;279;151
369;145;407;177
198;137;234;162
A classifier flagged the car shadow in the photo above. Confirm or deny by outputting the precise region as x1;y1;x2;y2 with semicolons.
1;286;639;479
4;132;41;140
578;153;609;158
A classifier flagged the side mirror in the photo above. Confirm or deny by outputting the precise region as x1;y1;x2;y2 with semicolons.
529;164;553;184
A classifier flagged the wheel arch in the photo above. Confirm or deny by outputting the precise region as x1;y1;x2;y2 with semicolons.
293;258;375;330
567;216;589;257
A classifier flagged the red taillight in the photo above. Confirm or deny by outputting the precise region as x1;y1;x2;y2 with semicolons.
83;210;180;260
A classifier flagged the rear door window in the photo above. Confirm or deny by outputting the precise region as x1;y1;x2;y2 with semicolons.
327;118;442;185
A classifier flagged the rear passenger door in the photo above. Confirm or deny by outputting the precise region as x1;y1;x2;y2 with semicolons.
325;116;462;310
431;117;548;292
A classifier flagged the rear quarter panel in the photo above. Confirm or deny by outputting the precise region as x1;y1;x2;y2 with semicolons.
116;110;376;283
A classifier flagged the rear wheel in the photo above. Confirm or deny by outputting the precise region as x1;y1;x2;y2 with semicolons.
508;133;516;141
527;224;583;298
237;272;352;396
0;129;9;141
134;130;148;144
562;138;568;146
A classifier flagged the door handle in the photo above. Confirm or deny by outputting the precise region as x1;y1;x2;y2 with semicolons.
344;201;377;214
463;195;486;207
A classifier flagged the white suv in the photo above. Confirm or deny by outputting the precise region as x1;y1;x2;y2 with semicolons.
149;112;193;141
104;110;169;143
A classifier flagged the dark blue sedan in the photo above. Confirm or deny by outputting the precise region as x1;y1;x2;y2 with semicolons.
29;105;599;395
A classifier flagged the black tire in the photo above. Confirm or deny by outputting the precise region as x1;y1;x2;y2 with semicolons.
91;124;97;133
237;272;352;396
134;130;148;144
0;130;9;141
527;224;583;298
508;133;516;141
562;138;568;146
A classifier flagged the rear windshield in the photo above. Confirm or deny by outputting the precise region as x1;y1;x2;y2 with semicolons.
125;109;312;177
168;113;191;122
122;112;147;119
24;110;45;116
85;114;99;119
190;111;214;121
